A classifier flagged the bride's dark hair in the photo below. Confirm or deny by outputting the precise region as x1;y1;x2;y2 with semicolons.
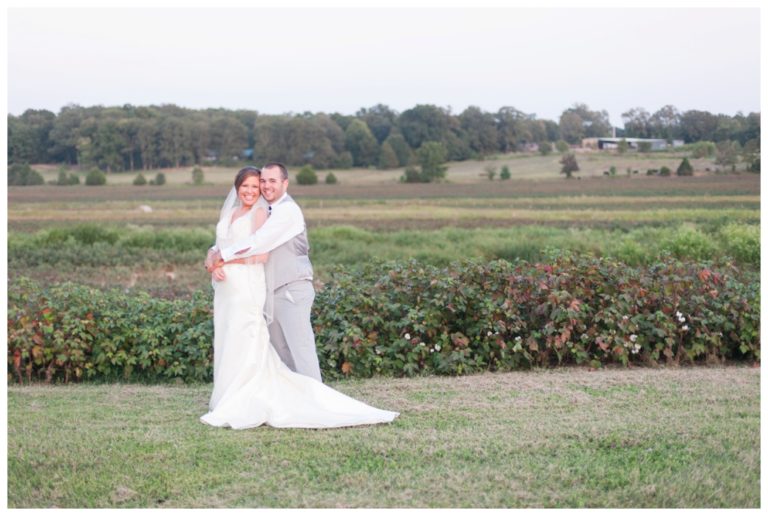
234;166;261;190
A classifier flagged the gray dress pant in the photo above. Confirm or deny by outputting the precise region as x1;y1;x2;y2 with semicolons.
268;280;323;382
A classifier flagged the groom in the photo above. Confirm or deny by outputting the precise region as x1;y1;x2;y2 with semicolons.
206;162;322;382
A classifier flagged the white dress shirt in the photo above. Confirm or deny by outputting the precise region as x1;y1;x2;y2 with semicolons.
220;192;305;261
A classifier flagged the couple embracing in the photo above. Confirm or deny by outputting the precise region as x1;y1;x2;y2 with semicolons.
201;162;398;429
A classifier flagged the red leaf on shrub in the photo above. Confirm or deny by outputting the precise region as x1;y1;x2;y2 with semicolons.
32;334;43;346
597;340;609;351
569;299;581;312
698;269;712;283
528;339;538;352
341;362;353;375
451;332;470;347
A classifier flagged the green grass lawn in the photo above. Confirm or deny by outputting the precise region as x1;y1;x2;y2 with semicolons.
7;367;759;508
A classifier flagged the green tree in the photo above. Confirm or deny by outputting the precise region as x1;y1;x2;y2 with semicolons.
459;106;498;156
417;141;448;182
741;138;760;172
296;165;319;185
85;168;107;186
133;173;148;186
715;140;741;168
402;141;448;183
538;141;553;155
676;157;694;176
382;133;412;167
649;105;682;140
344;119;380;167
621;107;652;138
356;104;397;144
8;109;56;164
558;111;584;144
209;116;247;165
484;165;497;181
325;172;338;184
378;141;400;169
679;110;719;143
398;105;451;150
151;172;166;185
499;165;511;180
559;153;579;179
555;140;570;153
8;164;45;186
55;168;79;186
191;166;205;185
691;141;716;158
617;139;629;154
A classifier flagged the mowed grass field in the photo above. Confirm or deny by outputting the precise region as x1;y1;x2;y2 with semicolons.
7;367;760;508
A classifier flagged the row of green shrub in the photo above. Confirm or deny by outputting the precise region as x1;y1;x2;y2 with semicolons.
8;164;110;186
7;222;761;273
7;255;760;384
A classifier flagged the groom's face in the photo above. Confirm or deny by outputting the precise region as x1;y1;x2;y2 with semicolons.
260;166;288;203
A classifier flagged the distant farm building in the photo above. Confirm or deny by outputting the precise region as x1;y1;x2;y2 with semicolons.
582;137;685;151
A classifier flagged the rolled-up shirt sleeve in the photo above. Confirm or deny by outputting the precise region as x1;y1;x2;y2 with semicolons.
220;202;305;261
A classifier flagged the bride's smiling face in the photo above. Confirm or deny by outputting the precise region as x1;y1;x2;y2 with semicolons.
238;175;260;208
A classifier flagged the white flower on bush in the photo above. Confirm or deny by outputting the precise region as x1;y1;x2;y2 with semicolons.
682;325;689;332
629;334;637;342
631;344;641;354
622;315;629;321
404;333;411;340
435;344;441;351
515;336;522;342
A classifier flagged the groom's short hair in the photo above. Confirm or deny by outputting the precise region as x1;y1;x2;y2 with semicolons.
263;162;288;181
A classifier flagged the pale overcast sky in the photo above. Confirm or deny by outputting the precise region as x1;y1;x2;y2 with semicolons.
6;7;761;126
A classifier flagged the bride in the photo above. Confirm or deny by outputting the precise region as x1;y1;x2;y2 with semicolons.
200;167;398;429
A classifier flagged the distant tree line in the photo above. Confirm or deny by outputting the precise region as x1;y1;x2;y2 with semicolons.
7;102;761;172
619;105;760;144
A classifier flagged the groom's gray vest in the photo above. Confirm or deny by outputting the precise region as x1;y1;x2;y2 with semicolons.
269;226;313;289
268;195;313;289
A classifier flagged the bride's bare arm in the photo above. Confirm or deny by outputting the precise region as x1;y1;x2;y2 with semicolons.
215;207;270;270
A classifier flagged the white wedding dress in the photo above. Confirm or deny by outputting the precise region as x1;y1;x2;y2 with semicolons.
200;212;398;429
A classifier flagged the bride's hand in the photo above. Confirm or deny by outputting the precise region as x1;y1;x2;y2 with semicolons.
212;267;226;282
